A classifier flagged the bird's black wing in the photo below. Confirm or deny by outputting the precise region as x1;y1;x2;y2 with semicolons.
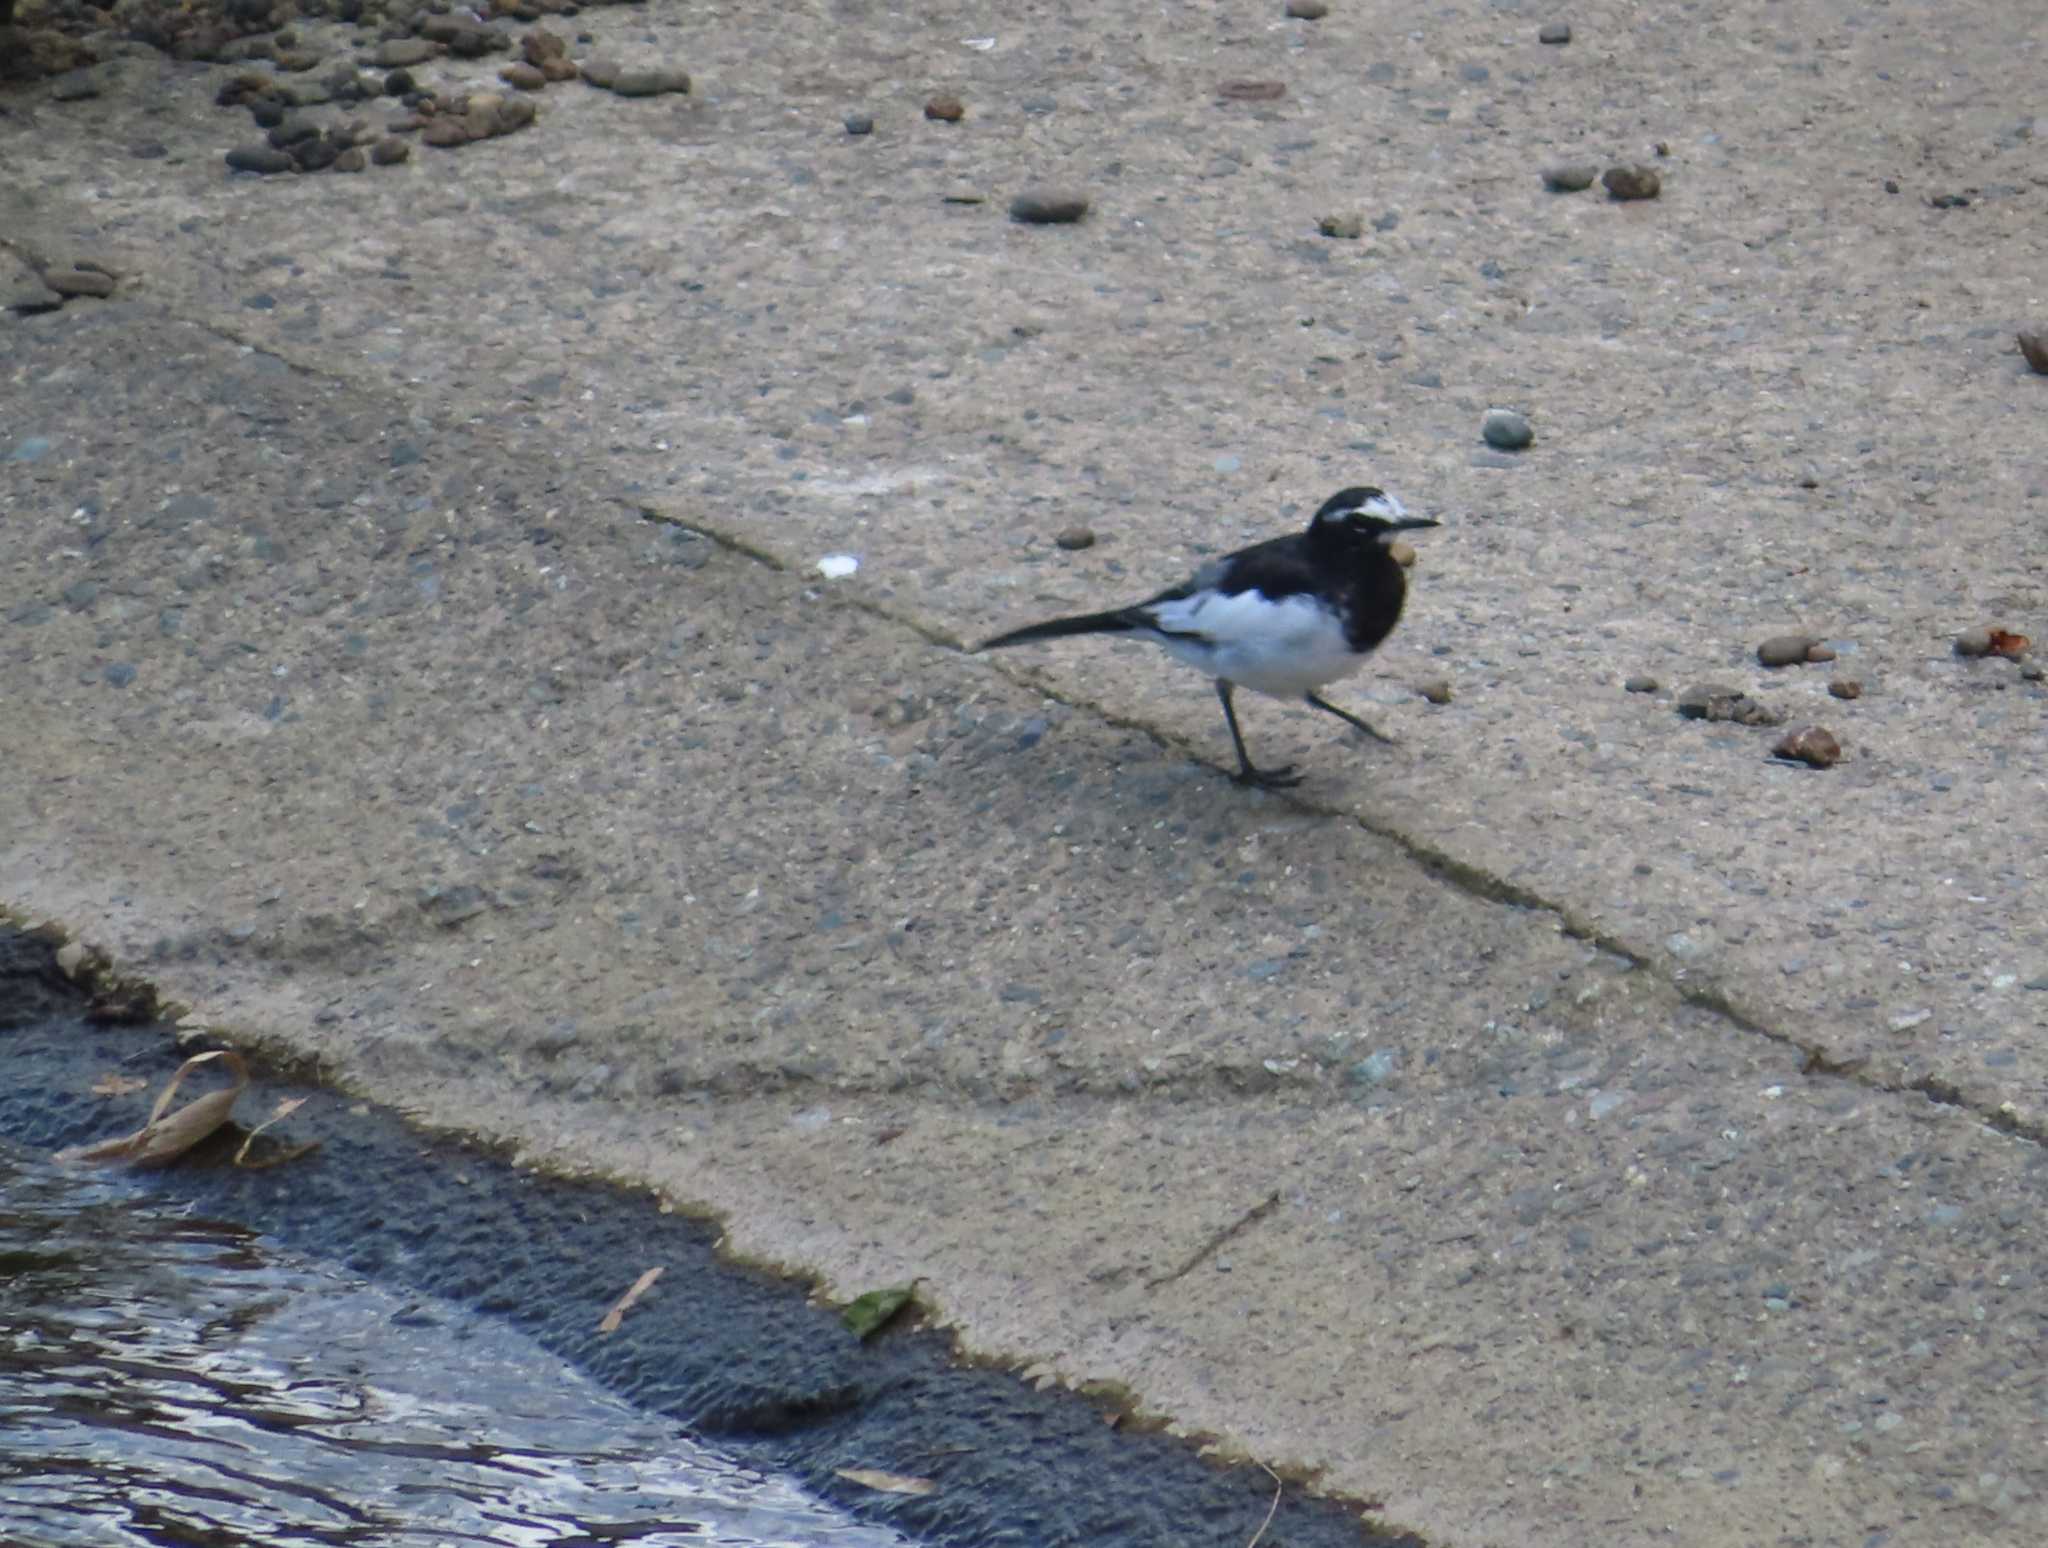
1139;534;1319;614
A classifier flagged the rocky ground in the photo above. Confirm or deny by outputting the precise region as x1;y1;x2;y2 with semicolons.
6;2;2048;1544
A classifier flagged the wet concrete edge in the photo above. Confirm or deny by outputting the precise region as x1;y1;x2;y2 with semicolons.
0;925;1424;1548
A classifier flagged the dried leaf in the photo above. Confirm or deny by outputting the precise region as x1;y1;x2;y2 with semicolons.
1988;629;2031;658
598;1266;664;1334
90;1072;148;1098
842;1281;920;1342
835;1468;936;1497
233;1096;309;1167
57;1050;249;1168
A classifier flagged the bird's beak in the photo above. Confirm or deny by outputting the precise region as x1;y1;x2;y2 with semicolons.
1394;516;1440;530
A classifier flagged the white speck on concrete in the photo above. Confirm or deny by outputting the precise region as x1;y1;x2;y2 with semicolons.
817;554;859;579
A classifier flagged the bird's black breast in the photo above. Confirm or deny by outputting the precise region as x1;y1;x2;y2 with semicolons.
1158;533;1408;654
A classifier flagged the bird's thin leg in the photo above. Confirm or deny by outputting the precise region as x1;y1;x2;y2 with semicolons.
1304;691;1397;745
1216;680;1301;788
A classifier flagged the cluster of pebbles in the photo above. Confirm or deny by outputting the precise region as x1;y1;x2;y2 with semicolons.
210;16;687;175
1649;624;2038;771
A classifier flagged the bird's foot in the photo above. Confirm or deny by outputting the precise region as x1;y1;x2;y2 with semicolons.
1234;761;1303;790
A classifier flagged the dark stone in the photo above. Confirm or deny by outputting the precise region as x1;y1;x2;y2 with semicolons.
844;112;873;136
268;113;322;147
370;136;411;164
43;267;114;299
1603;164;1662;200
1538;21;1571;44
293;136;341;171
226;144;297;174
924;93;965;120
1010;189;1090;224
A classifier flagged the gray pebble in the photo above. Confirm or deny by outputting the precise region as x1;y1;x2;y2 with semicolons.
1541;164;1598;192
1771;725;1841;768
1055;525;1096;551
226;144;297;174
1009;189;1090;224
1417;678;1453;704
2021;330;2048;375
1757;633;1819;668
43;267;114;300
1317;212;1365;240
1604;164;1662;200
1676;683;1784;726
1955;626;1994;656
1481;408;1534;450
1828;678;1863;700
103;662;137;688
2023;663;2046;682
371;136;411;165
1538;21;1572;44
844;112;874;136
1624;675;1659;694
1347;1049;1397;1086
50;68;102;102
609;66;692;98
1285;0;1329;17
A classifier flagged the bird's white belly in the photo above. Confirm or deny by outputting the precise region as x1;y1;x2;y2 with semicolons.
1147;592;1363;698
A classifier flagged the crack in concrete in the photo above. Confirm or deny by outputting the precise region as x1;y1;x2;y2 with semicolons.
636;504;2048;1155
1144;1189;1283;1290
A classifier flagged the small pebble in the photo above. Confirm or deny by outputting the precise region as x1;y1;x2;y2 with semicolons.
1318;212;1364;240
1481;408;1533;450
1417;678;1453;705
226;144;296;174
1538;21;1572;44
334;146;368;172
370;136;411;164
1772;726;1842;768
1285;0;1329;17
374;39;436;69
924;94;965;122
1676;683;1784;726
609;66;691;98
1953;626;2030;659
1796;468;1820;488
1603;164;1661;200
1054;525;1096;551
1828;678;1862;700
2020;330;2048;375
1217;80;1287;102
42;268;114;299
1756;634;1818;668
1807;644;1837;662
1010;189;1090;224
1541;164;1598;192
103;662;137;688
844;112;874;136
500;62;546;90
1624;675;1659;694
2023;662;2046;682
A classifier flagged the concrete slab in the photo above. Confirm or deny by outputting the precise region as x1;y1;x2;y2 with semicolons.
4;3;2048;1543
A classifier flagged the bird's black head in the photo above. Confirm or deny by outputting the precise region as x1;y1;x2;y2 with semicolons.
1311;486;1441;547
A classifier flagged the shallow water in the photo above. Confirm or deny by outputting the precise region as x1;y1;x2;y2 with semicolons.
0;1144;912;1548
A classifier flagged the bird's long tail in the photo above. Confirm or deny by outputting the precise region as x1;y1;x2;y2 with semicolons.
979;608;1146;651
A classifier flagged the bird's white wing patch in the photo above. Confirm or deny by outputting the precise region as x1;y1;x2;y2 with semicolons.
1141;591;1361;697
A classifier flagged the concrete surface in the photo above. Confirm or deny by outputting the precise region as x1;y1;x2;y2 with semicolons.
4;2;2047;1543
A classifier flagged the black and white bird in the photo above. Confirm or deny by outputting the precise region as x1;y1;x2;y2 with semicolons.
979;486;1438;788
